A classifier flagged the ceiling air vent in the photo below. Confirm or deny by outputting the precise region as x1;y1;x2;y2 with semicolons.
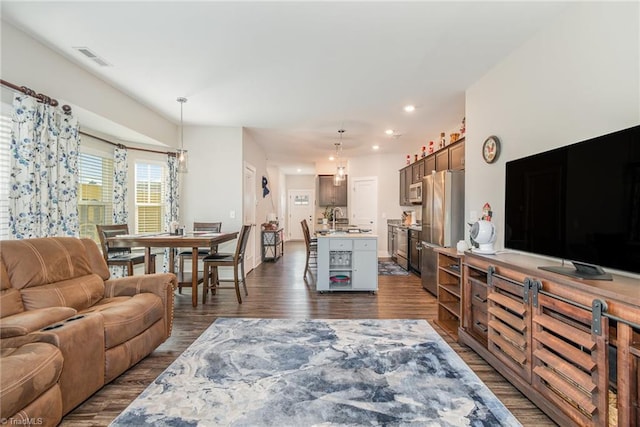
73;46;112;67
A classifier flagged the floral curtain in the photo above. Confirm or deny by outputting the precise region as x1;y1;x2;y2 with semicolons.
163;154;179;272
9;94;80;239
113;146;128;224
109;146;129;278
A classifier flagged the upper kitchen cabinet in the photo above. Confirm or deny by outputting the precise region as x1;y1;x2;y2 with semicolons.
435;149;449;171
399;137;465;206
425;156;436;175
318;175;348;206
399;167;411;206
411;160;425;184
449;139;465;170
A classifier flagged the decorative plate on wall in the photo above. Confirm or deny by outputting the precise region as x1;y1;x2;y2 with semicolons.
482;136;501;163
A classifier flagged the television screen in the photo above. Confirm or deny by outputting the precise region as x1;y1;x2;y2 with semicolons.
505;125;640;275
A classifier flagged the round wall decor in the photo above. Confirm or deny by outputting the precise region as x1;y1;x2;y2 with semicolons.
482;136;500;163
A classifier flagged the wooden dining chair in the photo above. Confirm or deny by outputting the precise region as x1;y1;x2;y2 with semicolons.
177;221;222;292
96;224;155;276
202;224;252;304
301;219;317;278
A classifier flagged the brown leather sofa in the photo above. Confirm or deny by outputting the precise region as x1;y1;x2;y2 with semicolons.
0;237;176;426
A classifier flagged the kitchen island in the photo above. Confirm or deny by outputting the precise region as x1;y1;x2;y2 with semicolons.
316;233;378;292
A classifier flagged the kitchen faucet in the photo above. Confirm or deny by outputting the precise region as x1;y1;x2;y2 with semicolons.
332;207;343;230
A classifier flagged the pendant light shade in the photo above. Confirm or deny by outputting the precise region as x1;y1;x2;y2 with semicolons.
176;97;188;173
333;129;346;186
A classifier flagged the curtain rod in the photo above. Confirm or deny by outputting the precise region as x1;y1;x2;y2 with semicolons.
0;79;174;156
0;79;72;114
79;130;175;156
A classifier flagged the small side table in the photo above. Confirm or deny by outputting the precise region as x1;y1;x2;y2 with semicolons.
262;228;284;261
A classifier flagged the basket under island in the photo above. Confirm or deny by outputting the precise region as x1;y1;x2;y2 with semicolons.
316;233;378;292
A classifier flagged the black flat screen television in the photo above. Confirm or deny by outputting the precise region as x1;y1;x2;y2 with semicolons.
504;124;640;279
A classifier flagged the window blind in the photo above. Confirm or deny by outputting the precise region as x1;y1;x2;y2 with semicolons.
78;152;114;242
135;162;165;233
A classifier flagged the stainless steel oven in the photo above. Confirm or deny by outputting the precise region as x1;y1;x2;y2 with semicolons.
395;227;409;270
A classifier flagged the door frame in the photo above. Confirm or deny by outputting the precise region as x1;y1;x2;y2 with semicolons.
243;162;256;271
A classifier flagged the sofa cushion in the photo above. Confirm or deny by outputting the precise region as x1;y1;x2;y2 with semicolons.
0;342;63;419
1;288;24;320
1;238;93;290
1;261;25;319
80;293;164;349
80;238;111;281
0;307;77;338
20;274;104;312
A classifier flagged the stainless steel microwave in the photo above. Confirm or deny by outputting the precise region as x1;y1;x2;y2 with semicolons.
409;182;422;203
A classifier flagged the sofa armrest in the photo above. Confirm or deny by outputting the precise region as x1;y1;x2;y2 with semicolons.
103;273;177;336
0;307;78;339
0;331;60;349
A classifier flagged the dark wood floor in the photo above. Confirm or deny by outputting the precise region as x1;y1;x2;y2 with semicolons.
60;241;555;426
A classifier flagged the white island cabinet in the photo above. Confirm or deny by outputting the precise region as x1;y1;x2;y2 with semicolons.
316;234;378;292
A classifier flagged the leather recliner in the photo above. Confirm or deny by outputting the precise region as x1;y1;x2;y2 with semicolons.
0;237;176;423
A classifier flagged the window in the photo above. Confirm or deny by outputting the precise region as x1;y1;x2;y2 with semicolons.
78;152;114;242
294;194;310;205
135;162;165;233
0;113;10;240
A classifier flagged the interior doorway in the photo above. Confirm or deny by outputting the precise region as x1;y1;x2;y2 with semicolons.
350;177;378;231
243;162;256;270
287;189;314;240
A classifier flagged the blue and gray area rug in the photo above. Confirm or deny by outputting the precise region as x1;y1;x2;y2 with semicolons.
378;261;410;276
111;318;521;426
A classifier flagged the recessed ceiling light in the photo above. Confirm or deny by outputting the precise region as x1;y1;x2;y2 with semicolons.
297;168;302;173
403;105;416;113
385;129;394;135
329;155;335;161
372;145;379;150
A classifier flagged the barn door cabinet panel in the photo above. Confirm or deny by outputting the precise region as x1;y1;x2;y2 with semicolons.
486;268;532;383
459;251;640;427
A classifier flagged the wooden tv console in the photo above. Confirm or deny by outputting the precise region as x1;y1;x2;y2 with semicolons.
459;251;639;427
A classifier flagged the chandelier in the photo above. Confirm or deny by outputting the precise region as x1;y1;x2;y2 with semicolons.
176;97;188;173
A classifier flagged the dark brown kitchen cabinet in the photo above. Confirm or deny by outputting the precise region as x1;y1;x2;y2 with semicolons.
318;175;347;206
449;140;465;170
435;149;449;171
425;156;436;175
399;137;465;206
399;167;411;206
411;160;425;184
409;228;421;273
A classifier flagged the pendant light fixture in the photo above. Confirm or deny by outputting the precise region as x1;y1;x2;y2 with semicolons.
176;96;188;173
334;129;346;186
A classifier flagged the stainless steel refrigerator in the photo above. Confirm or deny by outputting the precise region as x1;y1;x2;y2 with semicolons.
421;170;465;295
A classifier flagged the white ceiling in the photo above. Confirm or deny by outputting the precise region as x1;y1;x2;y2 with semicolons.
1;1;574;174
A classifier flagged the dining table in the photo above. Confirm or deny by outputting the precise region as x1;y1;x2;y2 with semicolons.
107;231;239;307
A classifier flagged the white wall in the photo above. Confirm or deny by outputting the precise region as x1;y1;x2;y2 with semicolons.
181;126;243;253
466;2;639;256
0;22;175;145
349;152;406;255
